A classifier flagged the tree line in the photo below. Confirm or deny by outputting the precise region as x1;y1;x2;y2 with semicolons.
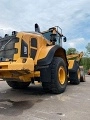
66;43;90;73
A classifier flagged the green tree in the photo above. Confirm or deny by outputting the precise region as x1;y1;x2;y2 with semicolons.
80;57;90;72
86;43;90;54
66;48;78;55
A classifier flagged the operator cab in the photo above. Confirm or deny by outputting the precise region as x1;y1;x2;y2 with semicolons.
34;23;67;47
42;26;67;47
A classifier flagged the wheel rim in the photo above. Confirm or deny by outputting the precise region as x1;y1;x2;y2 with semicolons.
77;69;80;79
58;66;65;85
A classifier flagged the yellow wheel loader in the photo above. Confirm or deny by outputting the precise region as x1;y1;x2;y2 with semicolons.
0;24;84;94
67;52;85;84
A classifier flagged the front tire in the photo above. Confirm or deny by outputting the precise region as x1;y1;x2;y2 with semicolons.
50;57;67;94
6;81;30;89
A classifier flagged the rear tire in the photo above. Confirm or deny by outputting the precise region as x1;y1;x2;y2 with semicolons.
69;61;80;85
6;81;30;89
80;67;85;82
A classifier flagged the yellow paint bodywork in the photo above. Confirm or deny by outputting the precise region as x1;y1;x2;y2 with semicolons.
37;46;54;60
0;32;53;82
68;60;74;69
0;58;34;71
13;32;52;65
19;71;40;82
0;31;69;82
0;58;35;82
9;58;34;71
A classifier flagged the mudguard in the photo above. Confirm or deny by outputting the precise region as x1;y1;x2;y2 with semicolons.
37;45;68;67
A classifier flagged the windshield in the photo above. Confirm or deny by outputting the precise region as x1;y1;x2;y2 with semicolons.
42;31;52;41
42;31;61;45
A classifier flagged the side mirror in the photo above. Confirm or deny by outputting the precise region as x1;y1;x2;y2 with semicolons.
63;37;67;42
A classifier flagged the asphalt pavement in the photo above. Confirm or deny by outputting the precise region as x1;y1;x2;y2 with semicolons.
0;75;90;120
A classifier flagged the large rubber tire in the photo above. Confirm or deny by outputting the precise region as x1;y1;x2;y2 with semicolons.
80;67;85;82
42;82;51;93
6;81;30;89
50;57;67;94
70;69;80;85
42;57;67;94
69;62;80;85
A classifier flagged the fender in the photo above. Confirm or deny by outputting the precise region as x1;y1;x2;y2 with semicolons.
37;45;68;67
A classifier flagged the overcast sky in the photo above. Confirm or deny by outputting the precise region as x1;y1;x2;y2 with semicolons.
0;0;90;52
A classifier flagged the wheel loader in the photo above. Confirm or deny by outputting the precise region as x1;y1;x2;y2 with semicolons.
0;24;85;94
